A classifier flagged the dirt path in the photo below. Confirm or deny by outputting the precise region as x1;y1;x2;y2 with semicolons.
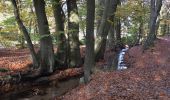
58;37;170;100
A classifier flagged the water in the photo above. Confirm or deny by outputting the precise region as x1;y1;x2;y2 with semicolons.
0;46;128;100
117;47;128;70
0;77;81;100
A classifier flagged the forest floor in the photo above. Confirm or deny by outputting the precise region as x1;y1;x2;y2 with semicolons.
0;36;170;99
0;47;84;94
58;36;170;100
0;47;84;76
0;48;32;76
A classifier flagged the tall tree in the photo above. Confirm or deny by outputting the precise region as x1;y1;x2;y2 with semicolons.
114;0;122;48
95;0;119;61
107;25;115;50
160;1;170;35
33;0;55;75
143;0;162;50
96;0;105;35
84;0;95;83
11;0;39;68
137;19;144;44
52;0;67;67
67;0;82;67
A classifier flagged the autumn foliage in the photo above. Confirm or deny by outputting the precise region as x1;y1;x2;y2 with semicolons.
58;37;170;100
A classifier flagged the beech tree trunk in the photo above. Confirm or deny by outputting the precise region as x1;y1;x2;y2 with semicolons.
162;21;167;35
137;20;143;45
155;16;160;36
168;24;170;34
143;0;162;50
115;17;122;48
33;0;55;75
95;0;119;61
84;0;95;83
96;0;105;35
52;0;67;67
67;0;82;67
11;0;39;68
107;26;115;50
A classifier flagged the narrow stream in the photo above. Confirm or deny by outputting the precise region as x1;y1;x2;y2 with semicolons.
117;46;129;70
0;77;81;100
0;46;129;100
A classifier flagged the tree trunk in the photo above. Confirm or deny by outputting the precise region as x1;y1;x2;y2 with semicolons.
115;17;122;48
168;24;170;34
162;20;167;35
84;0;95;84
20;34;25;48
96;0;105;35
33;0;55;75
137;20;143;45
52;0;67;67
11;0;39;68
155;16;160;36
143;0;162;50
67;0;82;67
106;26;118;69
95;0;119;61
115;0;122;48
107;25;115;50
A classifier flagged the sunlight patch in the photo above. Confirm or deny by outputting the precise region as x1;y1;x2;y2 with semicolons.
69;12;79;23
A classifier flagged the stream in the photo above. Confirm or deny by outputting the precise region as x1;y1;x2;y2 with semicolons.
117;46;129;70
0;47;129;100
0;77;81;100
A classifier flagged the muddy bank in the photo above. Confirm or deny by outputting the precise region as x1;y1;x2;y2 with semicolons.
0;68;83;95
0;76;82;100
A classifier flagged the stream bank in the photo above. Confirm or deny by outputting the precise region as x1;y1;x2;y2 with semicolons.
0;46;129;99
0;68;83;98
58;38;170;100
0;76;82;100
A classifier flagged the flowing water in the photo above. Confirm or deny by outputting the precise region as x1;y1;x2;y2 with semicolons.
0;46;128;100
117;47;128;70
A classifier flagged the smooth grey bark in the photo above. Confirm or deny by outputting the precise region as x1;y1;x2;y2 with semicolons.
52;0;67;67
143;0;162;50
17;0;25;48
95;0;119;61
67;0;82;67
160;3;169;35
106;26;118;69
115;0;122;48
162;20;168;35
107;25;115;49
137;21;143;45
165;13;170;34
33;0;55;75
115;17;122;48
96;0;105;35
11;0;39;68
155;16;161;36
84;0;95;83
108;19;121;70
168;24;170;34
